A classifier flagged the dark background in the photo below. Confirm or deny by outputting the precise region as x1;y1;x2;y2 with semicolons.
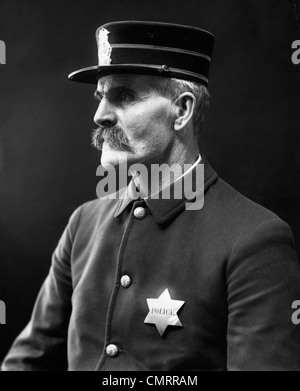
0;0;299;361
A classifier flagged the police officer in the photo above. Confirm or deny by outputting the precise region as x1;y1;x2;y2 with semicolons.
2;21;300;371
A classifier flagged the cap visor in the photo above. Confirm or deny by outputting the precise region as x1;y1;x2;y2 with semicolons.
68;64;174;83
68;66;101;83
68;64;208;85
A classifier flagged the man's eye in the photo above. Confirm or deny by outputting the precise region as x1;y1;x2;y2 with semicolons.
119;92;132;101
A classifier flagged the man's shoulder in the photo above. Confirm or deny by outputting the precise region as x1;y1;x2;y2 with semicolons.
80;196;116;211
202;157;286;230
203;176;298;271
205;175;293;239
66;196;119;229
74;196;119;217
214;177;278;216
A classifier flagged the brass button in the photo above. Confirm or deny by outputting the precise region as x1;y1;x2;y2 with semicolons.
106;344;118;357
120;275;132;288
133;207;147;219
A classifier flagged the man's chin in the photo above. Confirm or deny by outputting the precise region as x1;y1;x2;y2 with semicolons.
101;146;129;169
101;142;143;169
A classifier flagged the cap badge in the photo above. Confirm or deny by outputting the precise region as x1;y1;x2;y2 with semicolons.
98;28;112;65
144;288;185;336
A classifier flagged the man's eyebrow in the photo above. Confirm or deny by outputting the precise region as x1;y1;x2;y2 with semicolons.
94;85;137;99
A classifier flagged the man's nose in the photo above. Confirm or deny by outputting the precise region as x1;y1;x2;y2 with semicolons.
93;99;117;127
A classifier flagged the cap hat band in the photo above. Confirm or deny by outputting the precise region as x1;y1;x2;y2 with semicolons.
110;44;211;61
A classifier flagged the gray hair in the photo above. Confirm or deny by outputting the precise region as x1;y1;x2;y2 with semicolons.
150;76;210;134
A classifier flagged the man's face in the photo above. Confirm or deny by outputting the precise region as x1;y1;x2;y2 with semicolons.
93;74;177;169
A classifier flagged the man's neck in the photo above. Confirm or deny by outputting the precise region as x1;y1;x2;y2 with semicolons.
131;147;200;199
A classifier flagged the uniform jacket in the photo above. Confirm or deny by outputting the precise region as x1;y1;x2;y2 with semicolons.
2;158;300;371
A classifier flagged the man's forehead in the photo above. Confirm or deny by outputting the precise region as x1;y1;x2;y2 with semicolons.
96;74;154;93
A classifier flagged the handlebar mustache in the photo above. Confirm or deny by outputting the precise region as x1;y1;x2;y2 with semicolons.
91;126;131;151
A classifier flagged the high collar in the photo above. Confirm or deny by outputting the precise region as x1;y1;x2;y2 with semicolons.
114;155;218;224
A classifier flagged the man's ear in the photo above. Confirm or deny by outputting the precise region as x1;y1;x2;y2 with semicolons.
173;92;196;131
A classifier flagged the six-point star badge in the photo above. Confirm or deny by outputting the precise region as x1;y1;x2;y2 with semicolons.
144;289;185;336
